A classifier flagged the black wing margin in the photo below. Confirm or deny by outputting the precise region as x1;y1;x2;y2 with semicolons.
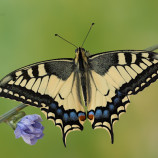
87;50;158;143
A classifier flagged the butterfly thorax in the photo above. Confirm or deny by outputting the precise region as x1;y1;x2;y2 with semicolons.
74;47;89;105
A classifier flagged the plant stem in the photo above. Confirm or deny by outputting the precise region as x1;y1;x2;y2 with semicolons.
0;104;27;123
145;44;158;51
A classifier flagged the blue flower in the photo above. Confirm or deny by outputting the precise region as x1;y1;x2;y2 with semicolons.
14;114;44;145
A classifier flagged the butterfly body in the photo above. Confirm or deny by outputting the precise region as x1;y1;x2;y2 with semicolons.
75;47;90;107
0;47;158;145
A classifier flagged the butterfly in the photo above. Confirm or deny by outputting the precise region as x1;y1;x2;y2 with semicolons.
0;25;158;146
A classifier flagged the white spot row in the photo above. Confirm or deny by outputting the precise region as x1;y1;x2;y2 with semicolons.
127;70;158;95
0;87;45;106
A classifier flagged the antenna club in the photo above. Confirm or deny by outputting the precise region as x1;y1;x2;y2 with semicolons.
92;23;95;25
55;34;58;36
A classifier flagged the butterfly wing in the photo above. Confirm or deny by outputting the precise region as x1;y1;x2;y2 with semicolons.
0;59;86;146
87;50;158;143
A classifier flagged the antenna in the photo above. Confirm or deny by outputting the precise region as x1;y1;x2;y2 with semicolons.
81;23;95;47
55;34;78;48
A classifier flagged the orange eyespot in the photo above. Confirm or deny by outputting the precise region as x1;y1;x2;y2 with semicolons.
87;111;94;120
79;115;86;121
88;114;94;120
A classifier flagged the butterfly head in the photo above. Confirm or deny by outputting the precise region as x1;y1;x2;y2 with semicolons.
75;47;90;57
75;47;86;54
75;47;88;64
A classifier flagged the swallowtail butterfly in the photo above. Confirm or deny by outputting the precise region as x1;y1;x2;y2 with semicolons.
0;26;158;146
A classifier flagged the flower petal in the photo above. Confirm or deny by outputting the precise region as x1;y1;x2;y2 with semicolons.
30;138;38;145
14;126;22;138
14;114;44;145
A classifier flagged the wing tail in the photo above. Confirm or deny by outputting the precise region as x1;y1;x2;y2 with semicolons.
87;76;130;143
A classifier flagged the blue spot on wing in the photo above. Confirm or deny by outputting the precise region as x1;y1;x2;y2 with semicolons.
50;103;57;109
78;112;85;117
63;113;69;122
117;91;122;97
70;111;78;121
88;111;94;116
57;108;63;116
95;109;102;119
109;104;115;111
114;98;119;104
103;110;109;118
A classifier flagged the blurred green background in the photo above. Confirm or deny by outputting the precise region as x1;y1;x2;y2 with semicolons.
0;0;158;158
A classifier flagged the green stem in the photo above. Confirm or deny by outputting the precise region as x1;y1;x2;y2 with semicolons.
0;104;27;124
145;44;158;51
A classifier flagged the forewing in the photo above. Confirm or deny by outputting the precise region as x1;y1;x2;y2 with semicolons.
87;50;158;143
0;59;86;146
